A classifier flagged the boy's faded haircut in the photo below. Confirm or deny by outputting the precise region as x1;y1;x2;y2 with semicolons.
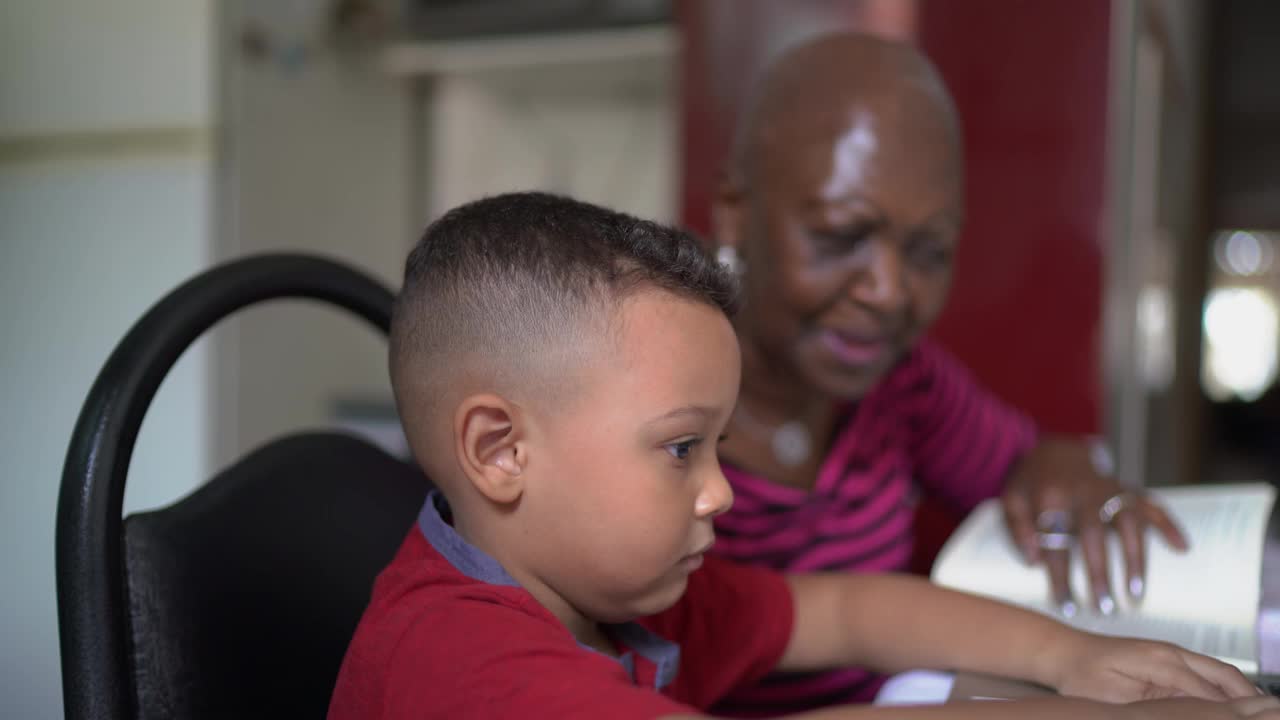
389;192;738;469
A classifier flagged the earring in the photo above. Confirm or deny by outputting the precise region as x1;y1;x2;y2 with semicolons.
716;246;745;276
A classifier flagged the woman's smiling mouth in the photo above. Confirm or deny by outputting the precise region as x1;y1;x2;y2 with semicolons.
820;329;890;367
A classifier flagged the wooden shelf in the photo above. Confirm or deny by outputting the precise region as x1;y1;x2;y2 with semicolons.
379;24;675;77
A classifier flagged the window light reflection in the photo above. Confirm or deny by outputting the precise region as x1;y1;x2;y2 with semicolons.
1201;286;1280;402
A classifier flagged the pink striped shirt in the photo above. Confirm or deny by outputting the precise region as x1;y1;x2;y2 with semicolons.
710;340;1037;715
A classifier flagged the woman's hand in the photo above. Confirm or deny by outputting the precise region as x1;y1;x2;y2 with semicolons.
1048;633;1260;704
1001;436;1188;614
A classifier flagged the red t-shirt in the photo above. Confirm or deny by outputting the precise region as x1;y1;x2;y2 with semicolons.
329;495;795;720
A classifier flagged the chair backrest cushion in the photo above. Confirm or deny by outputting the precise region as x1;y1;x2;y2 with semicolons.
122;432;429;719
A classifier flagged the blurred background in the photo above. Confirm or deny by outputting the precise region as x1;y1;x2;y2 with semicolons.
2;0;1279;716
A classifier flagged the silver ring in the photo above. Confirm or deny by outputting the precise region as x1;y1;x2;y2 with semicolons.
1035;508;1074;534
1034;509;1075;551
1098;492;1138;524
1035;531;1074;551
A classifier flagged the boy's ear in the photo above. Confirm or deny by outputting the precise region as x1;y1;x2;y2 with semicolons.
711;171;745;252
454;393;528;504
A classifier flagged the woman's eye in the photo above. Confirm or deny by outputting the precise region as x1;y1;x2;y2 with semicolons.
902;226;956;269
665;439;699;460
906;238;953;270
810;227;871;255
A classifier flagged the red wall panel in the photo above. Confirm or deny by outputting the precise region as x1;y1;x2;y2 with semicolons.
919;0;1110;435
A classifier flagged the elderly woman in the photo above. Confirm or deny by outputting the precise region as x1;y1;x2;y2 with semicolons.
707;32;1186;714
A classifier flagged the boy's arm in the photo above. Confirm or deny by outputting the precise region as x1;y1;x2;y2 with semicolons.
776;572;1256;702
778;572;1064;684
660;695;1280;720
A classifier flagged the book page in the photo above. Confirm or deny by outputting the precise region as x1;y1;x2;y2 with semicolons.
931;483;1276;673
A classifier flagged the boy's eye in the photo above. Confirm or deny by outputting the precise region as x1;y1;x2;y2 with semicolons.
665;439;700;460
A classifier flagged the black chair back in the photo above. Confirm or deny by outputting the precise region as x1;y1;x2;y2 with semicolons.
57;254;429;720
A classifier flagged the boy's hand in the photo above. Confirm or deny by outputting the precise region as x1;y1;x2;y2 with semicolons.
1120;696;1280;719
1050;634;1259;703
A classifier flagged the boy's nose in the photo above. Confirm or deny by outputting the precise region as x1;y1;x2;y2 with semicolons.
695;465;734;518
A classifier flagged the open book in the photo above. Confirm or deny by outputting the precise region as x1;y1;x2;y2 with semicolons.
931;483;1277;676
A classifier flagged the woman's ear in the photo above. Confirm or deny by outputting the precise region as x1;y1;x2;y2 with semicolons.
454;393;528;504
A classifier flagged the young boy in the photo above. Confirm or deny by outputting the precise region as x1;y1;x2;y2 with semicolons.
329;193;1274;720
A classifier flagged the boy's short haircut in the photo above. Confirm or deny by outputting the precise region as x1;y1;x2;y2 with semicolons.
389;192;738;470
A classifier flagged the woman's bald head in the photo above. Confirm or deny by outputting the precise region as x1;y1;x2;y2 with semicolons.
729;32;960;189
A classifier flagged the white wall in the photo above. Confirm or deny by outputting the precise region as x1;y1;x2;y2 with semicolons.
216;0;409;466
220;5;677;462
0;2;211;135
426;57;676;224
0;2;215;717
